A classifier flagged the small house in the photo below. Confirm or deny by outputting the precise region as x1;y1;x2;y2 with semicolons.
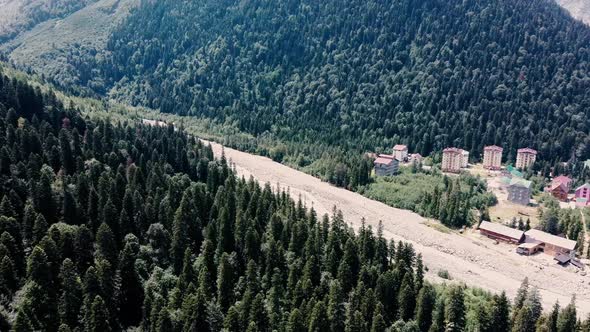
478;221;525;244
409;153;423;164
393;145;408;162
517;242;542;256
546;182;568;201
575;183;590;206
374;154;399;176
552;175;573;192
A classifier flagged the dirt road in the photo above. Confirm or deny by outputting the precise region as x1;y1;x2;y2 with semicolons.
205;140;590;314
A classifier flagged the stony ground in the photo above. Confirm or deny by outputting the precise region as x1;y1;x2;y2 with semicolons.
206;140;590;314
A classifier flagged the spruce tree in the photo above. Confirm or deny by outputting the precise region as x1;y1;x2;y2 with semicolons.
444;286;465;332
88;296;111;332
490;291;511;332
95;222;117;265
309;300;329;332
398;273;416;321
415;284;436;332
217;252;235;311
285;309;305;332
327;280;346;331
557;298;577;332
58;258;82;329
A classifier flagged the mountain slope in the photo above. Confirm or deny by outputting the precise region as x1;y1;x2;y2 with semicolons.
5;0;590;188
0;0;98;42
1;0;135;94
95;0;590;160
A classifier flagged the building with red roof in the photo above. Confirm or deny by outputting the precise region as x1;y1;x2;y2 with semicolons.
545;175;572;201
374;154;399;176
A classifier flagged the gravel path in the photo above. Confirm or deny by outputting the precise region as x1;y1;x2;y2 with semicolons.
206;140;590;314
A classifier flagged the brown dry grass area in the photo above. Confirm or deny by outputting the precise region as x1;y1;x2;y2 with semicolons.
205;141;590;315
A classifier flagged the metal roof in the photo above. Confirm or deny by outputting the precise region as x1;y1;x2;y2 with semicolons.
479;221;525;240
525;229;577;251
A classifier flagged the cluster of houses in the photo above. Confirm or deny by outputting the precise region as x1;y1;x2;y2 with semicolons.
478;221;579;265
373;145;423;176
542;175;590;207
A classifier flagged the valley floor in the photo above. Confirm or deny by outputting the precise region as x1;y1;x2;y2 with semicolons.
205;139;590;315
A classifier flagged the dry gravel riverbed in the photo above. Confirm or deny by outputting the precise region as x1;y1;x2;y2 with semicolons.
205;140;590;314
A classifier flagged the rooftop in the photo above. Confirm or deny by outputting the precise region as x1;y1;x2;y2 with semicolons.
576;183;590;191
374;154;398;165
548;182;567;192
443;147;463;154
509;178;531;189
478;221;525;240
525;229;577;251
484;145;503;152
517;148;537;155
552;175;572;185
393;144;408;151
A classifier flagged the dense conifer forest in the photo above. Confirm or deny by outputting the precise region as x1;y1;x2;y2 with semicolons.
0;65;587;331
20;0;589;188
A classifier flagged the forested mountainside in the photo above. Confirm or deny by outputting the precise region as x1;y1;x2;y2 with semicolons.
0;66;585;331
9;0;587;187
0;0;98;42
83;0;590;157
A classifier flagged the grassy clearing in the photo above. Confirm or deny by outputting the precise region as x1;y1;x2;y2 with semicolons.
360;167;445;211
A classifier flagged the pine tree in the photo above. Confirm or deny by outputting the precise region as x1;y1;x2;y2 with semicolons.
88;296;111;332
338;239;359;293
444;285;465;332
546;302;560;332
414;254;424;292
58;258;82;329
0;256;17;295
95;223;117;265
32;214;48;245
12;308;34;332
557;297;577;332
398;273;416;321
512;306;535;332
513;278;529;322
345;310;367;332
490;291;511;332
286;308;306;332
217;252;235;311
34;166;56;222
118;236;143;327
370;304;387;332
327;280;346;331
415;284;436;332
309;300;329;332
171;189;197;274
224;305;241;332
